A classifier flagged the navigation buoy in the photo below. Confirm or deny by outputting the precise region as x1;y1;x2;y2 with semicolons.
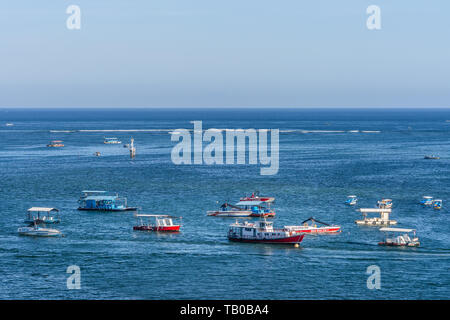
294;243;299;248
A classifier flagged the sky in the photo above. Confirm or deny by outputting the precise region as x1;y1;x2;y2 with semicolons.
0;0;449;108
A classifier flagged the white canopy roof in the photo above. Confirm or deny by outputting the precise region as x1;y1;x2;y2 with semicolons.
380;227;415;233
27;207;59;212
358;208;391;213
235;200;264;206
423;196;433;199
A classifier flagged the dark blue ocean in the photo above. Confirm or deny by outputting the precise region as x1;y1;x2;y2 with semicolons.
0;108;449;299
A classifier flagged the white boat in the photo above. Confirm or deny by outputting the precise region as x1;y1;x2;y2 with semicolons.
345;195;357;206
104;137;121;144
378;228;420;247
355;208;397;226
18;224;62;237
207;202;253;217
5;123;13;126
420;196;433;206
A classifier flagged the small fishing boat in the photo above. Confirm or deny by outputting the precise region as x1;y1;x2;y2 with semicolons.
227;219;305;245
77;191;137;211
432;199;442;210
239;191;275;203
5;123;13;126
285;217;341;234
420;196;433;206
377;198;393;209
24;207;60;224
104;137;121;144
345;195;358;206
18;223;62;237
424;155;440;160
94;151;101;156
47;140;64;147
133;214;182;232
378;228;420;247
355;208;397;226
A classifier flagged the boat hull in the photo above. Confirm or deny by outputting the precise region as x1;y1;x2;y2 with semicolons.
378;242;419;247
228;234;305;244
18;227;62;237
290;226;341;234
77;207;138;212
207;211;252;217
133;225;180;232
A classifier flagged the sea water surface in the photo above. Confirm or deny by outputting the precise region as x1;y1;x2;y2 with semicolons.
0;108;449;299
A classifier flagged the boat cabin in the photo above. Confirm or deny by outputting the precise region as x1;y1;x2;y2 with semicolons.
25;207;60;224
234;201;275;217
355;208;397;226
378;228;420;247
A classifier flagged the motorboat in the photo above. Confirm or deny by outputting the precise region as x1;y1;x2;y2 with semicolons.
207;202;253;217
433;199;442;210
377;199;393;209
345;195;357;206
133;214;181;232
378;228;420;247
285;217;341;234
355;208;397;226
227;219;305;245
420;196;433;206
239;191;275;203
424;155;440;160
47;140;64;147
24;207;60;224
77;190;137;211
18;223;62;237
104;137;121;144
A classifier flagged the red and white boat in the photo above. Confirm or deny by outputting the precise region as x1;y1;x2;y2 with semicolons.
240;191;275;203
285;217;341;234
227;219;305;245
133;214;181;232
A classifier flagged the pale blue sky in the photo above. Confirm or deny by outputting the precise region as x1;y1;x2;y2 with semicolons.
0;1;449;107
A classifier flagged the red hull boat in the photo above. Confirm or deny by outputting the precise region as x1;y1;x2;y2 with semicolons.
133;214;182;233
228;219;306;245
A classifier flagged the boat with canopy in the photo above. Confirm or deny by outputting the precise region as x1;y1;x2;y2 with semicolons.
77;191;137;211
355;208;397;226
378;228;420;247
133;214;182;232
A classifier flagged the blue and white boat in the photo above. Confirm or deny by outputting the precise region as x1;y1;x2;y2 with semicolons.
345;195;358;206
24;207;60;224
77;190;137;211
104;137;121;144
420;196;433;206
